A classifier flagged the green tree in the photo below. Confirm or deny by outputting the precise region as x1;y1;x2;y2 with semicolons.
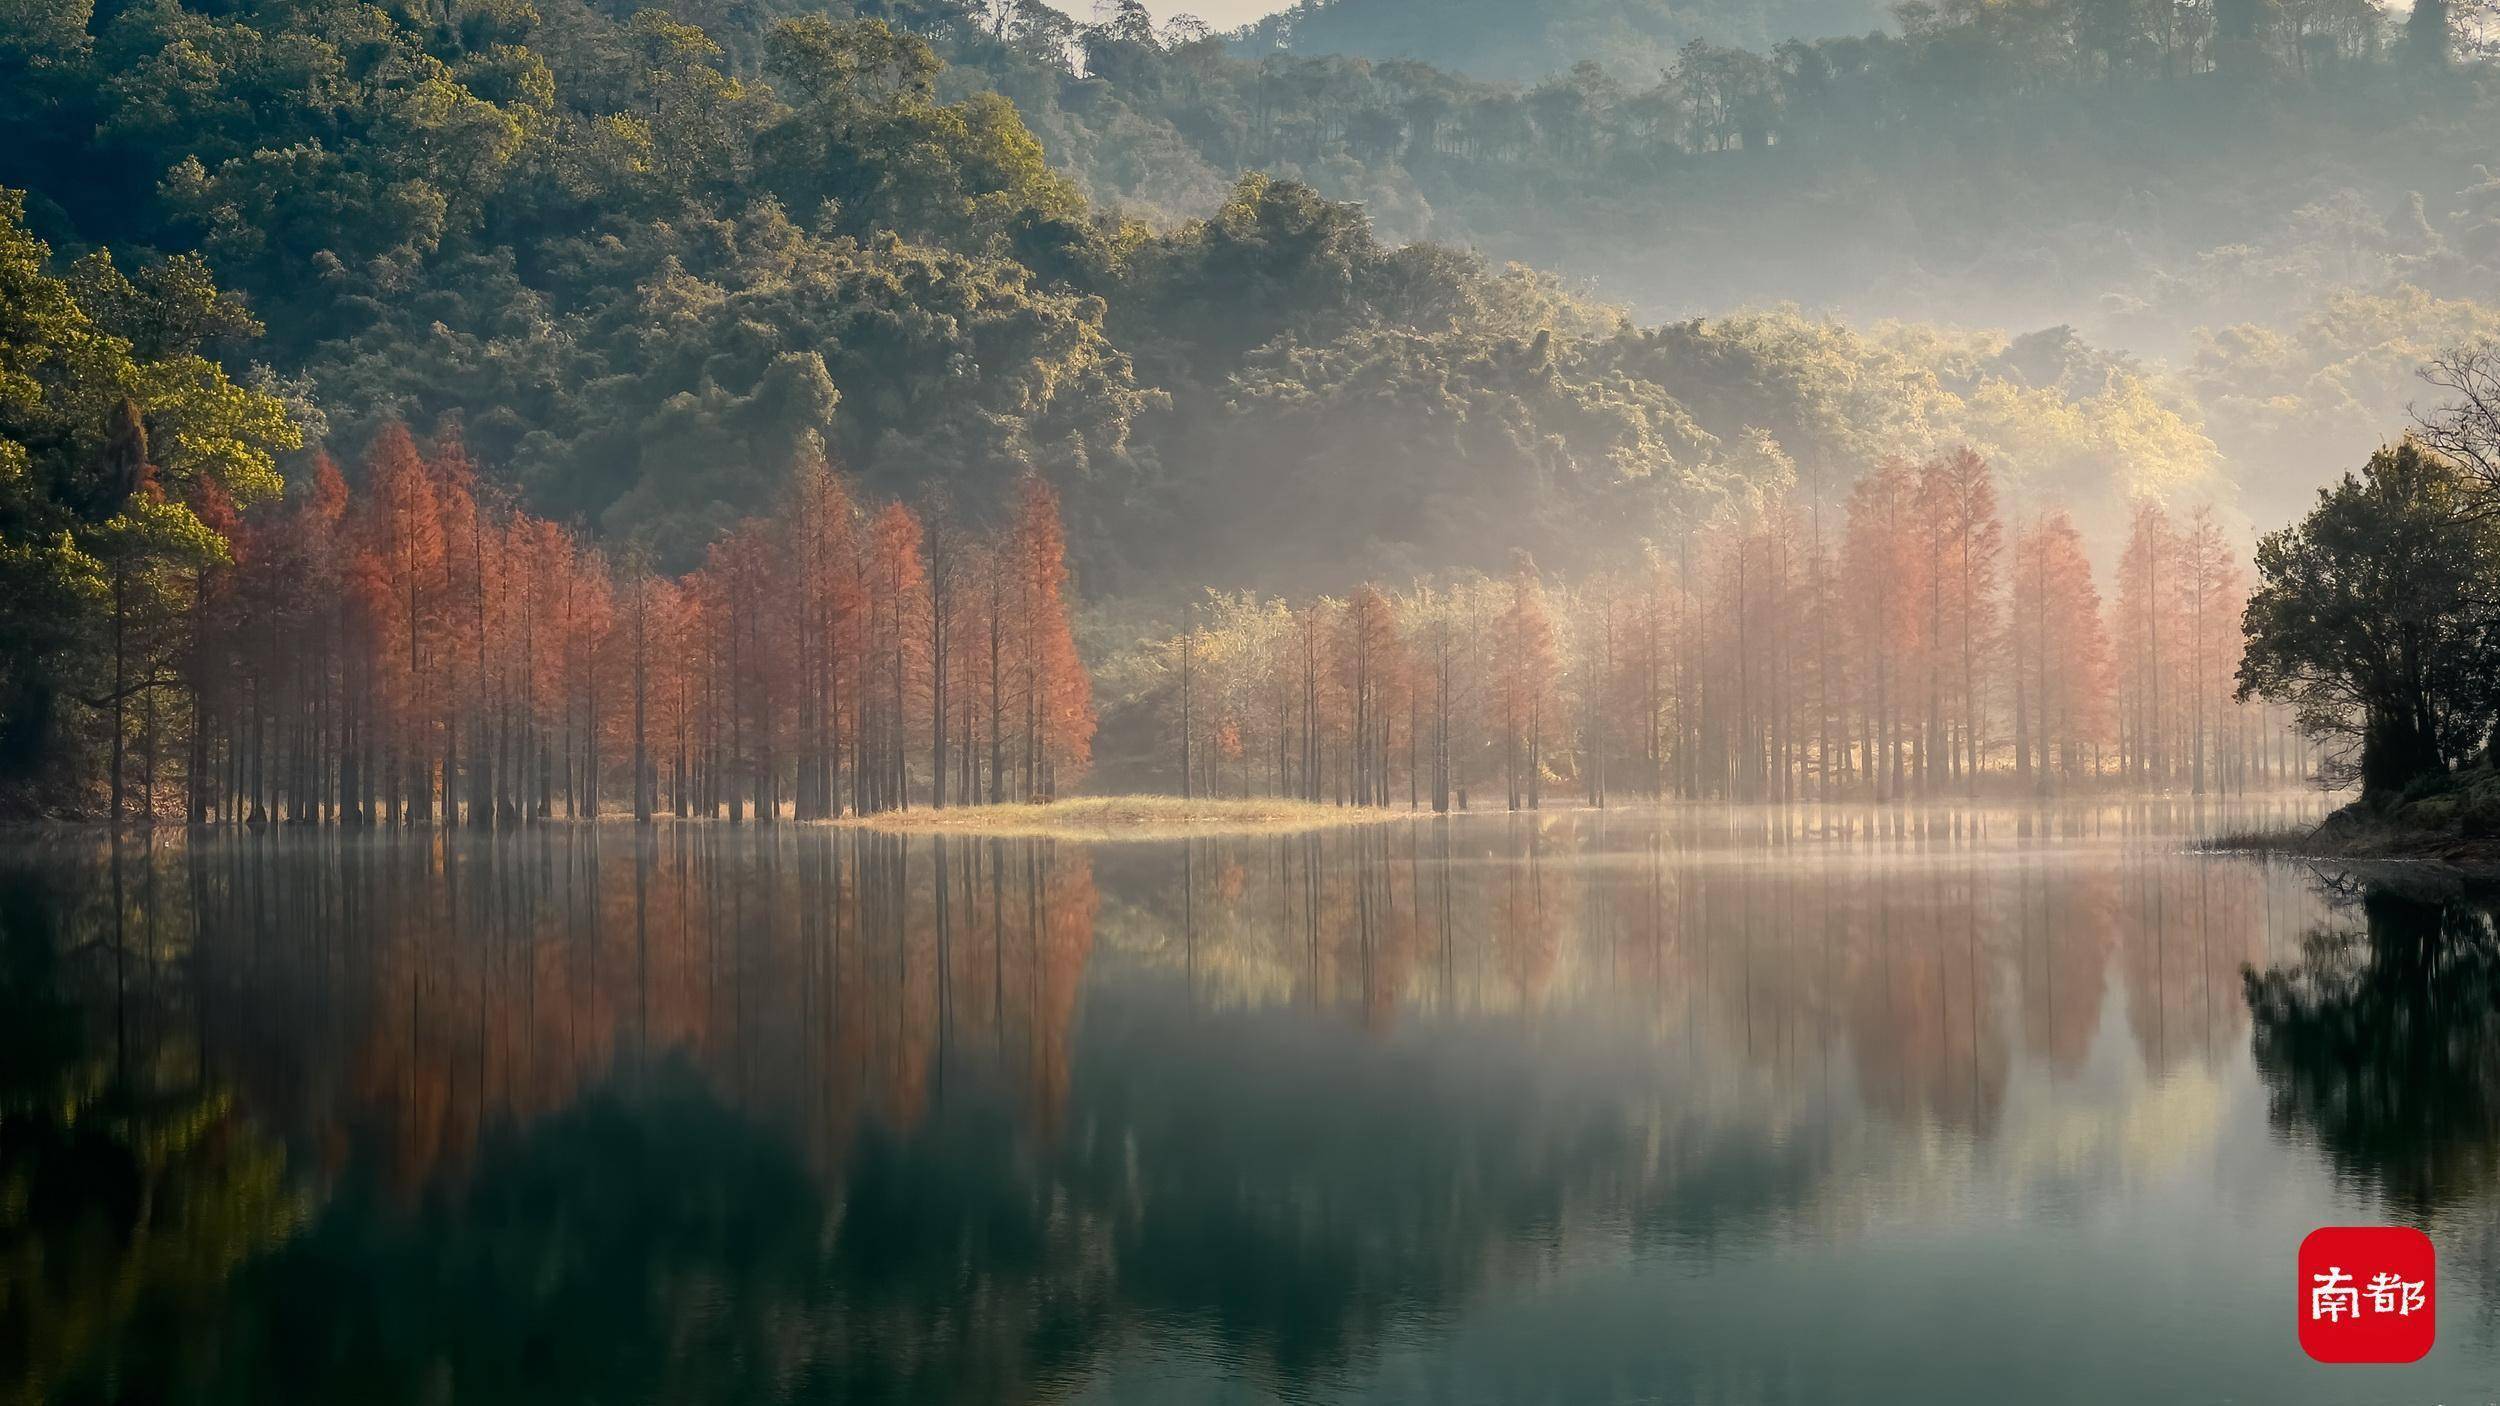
2236;440;2500;800
0;190;296;805
759;16;1081;247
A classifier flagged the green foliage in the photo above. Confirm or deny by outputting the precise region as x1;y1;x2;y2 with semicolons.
990;0;2500;304
0;0;2383;634
0;200;291;506
1180;324;1722;579
1602;312;2223;526
1241;0;1892;83
6;0;2219;596
5;2;1181;563
0;866;304;1404
2245;885;2500;1212
897;0;2498;547
2189;287;2500;527
977;0;2500;461
759;14;1086;240
310;201;1157;565
2237;439;2500;798
0;192;296;798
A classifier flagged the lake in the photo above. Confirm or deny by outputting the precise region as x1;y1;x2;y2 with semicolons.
7;797;2497;1404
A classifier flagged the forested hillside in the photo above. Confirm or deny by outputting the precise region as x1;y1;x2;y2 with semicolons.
0;0;2254;574
1;0;2491;813
998;0;2499;321
1235;0;1892;81
997;0;2500;524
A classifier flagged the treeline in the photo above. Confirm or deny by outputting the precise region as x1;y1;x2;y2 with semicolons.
1135;448;2305;806
1233;0;2464;84
106;422;1089;828
2237;366;2500;801
986;0;2500;408
1101;0;2458;175
990;0;2500;268
1231;0;1884;82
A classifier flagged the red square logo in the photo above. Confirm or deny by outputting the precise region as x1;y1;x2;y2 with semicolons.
2299;1226;2436;1364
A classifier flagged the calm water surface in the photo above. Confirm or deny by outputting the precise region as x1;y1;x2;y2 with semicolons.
8;798;2499;1404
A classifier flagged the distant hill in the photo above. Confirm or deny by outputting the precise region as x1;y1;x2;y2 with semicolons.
1024;0;2500;535
1235;0;1893;80
6;0;2485;594
0;0;2188;582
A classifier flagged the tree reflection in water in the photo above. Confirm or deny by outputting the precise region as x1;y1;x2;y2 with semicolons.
12;799;2476;1405
2245;881;2500;1243
0;857;301;1406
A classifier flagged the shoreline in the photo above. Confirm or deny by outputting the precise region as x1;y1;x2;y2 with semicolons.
0;798;1413;843
2204;799;2500;890
4;788;2341;839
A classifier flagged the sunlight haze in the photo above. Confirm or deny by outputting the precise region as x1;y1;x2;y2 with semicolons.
8;0;2500;1399
1044;0;1286;26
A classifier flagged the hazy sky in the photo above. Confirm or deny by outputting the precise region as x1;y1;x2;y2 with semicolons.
1042;0;1289;28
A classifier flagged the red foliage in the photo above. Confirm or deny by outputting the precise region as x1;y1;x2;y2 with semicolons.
176;423;1099;824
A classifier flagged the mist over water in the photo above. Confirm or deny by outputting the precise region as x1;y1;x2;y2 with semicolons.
10;796;2497;1403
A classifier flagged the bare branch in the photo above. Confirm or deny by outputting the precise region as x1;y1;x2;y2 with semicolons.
2415;340;2500;495
72;672;187;709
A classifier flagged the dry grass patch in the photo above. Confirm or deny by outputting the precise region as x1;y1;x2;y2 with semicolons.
836;796;1417;841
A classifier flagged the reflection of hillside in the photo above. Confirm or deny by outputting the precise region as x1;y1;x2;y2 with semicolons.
14;831;1107;1404
0;862;301;1406
9;799;2363;1403
24;1064;1131;1405
1061;996;1841;1389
